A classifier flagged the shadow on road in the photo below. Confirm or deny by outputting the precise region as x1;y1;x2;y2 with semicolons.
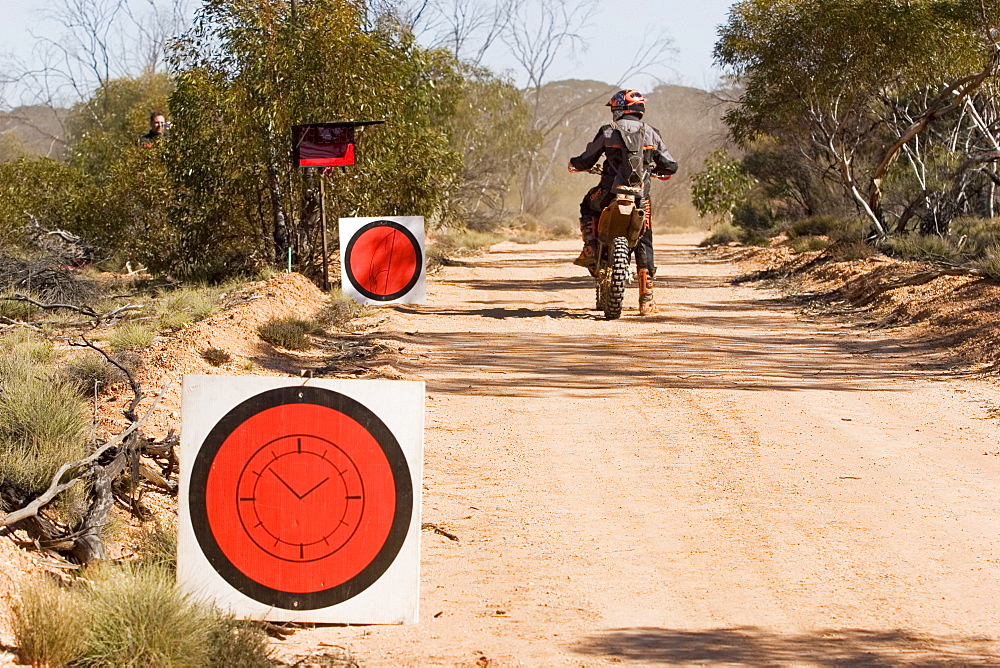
391;324;950;396
573;627;1000;666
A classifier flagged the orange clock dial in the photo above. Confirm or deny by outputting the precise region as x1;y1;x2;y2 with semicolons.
237;435;365;562
190;387;412;610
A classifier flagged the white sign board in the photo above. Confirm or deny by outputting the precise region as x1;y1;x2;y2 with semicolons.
339;216;425;304
178;376;423;623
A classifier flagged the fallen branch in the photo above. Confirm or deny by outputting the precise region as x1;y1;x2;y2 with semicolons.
0;385;168;530
0;294;142;325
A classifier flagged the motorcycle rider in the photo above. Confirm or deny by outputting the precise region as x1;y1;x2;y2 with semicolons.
569;89;677;315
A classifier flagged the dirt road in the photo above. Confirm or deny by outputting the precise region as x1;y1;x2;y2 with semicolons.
277;235;1000;666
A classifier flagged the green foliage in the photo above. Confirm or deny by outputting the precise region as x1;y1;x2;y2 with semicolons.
691;149;756;220
716;0;990;145
0;331;88;493
82;565;212;667
0;158;91;247
258;317;317;350
164;0;465;279
732;201;776;233
785;215;842;239
443;63;536;229
66;73;174;180
205;616;275;668
716;0;1000;234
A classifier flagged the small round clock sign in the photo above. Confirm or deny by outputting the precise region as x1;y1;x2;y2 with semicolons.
340;216;425;305
179;378;423;622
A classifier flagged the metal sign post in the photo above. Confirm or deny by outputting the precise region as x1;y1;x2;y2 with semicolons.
319;175;329;291
292;121;384;291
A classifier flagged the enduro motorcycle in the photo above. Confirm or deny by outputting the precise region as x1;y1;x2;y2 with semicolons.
579;164;668;319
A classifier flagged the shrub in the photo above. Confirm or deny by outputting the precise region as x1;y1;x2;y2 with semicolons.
699;222;740;247
200;348;232;366
789;236;830;253
63;351;142;395
539;215;576;239
0;332;89;493
13;577;88;667
82;565;214;667
14;565;274;668
732;201;776;233
108;322;154;351
154;285;224;331
972;244;1000;280
205;616;274;668
951;217;1000;257
133;523;178;573
432;228;503;252
828;240;879;261
258;317;317;350
318;290;372;331
883;233;963;264
785;215;841;238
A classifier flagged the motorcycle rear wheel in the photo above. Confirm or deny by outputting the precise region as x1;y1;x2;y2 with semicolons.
604;236;629;320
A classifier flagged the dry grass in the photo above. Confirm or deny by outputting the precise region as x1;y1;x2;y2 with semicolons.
0;331;88;493
258;317;318;350
15;564;274;668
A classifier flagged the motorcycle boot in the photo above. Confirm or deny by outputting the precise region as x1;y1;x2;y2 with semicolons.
638;268;658;315
574;216;598;268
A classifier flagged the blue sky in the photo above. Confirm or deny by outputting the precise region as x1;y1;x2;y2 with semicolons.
0;0;738;103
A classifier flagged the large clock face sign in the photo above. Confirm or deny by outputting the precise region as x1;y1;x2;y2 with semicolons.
188;386;413;611
340;216;425;305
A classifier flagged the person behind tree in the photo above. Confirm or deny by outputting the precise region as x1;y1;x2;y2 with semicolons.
139;110;170;146
568;89;677;315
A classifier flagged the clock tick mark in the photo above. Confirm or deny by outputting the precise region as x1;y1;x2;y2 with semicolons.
240;497;255;501
346;495;361;500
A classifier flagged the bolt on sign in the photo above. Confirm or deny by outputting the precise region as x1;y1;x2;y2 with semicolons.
340;216;426;305
178;376;423;623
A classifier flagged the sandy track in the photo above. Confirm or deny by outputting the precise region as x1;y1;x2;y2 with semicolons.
277;235;1000;666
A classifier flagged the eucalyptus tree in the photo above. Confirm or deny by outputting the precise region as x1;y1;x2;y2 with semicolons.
716;0;1000;236
164;0;464;278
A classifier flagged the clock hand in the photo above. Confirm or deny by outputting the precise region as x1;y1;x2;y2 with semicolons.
298;477;329;499
269;469;307;500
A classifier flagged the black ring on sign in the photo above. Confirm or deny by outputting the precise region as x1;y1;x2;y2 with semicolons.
343;220;423;301
189;386;413;610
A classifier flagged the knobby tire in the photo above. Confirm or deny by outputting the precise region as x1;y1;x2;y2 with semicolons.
604;237;629;320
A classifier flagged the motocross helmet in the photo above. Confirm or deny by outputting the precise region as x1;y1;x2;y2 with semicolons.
607;89;645;120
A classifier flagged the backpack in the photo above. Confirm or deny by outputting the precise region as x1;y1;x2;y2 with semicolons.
610;121;649;187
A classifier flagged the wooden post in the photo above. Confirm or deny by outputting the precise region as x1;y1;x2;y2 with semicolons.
319;170;330;292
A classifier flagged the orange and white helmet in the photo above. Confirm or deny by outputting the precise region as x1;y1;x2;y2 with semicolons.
607;89;645;119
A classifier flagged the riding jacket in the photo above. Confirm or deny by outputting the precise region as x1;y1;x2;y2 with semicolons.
568;114;678;199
